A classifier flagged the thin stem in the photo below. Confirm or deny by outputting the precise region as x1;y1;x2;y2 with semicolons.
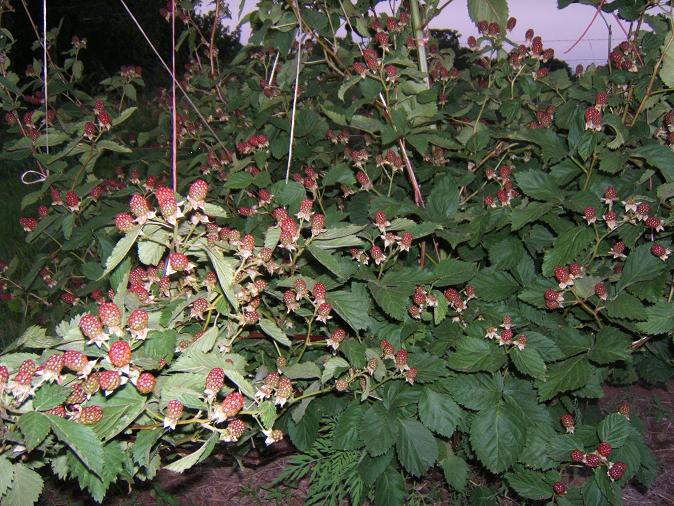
288;387;334;405
629;21;674;126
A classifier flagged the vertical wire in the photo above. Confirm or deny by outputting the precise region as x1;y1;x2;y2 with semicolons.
171;0;178;192
42;0;48;154
171;0;177;192
285;29;303;183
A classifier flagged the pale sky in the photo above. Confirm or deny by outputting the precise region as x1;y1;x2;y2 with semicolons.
219;0;636;66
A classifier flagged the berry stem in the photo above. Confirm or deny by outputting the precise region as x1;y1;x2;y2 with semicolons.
294;314;315;364
287;386;334;405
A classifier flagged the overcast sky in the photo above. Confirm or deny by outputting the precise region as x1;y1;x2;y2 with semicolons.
220;0;634;67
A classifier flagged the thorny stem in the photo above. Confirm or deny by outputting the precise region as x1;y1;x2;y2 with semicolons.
629;19;674;126
209;0;220;78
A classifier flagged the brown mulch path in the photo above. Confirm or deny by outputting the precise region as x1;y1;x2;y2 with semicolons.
39;381;674;506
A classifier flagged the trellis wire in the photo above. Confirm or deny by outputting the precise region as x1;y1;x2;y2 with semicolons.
286;29;303;183
171;0;177;191
118;0;229;156
42;0;48;154
21;0;49;185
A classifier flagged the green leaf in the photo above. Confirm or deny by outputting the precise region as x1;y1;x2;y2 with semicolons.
396;419;438;477
582;475;612;506
374;467;406;506
94;388;147;441
470;400;525;473
359;78;384;100
259;318;292;347
467;0;508;27
597;413;629;448
368;282;409;320
542;226;594;276
447;373;502;411
555;328;593;357
258;400;277;430
99;442;126;495
536;355;593;401
32;383;70;410
508;129;567;163
112;106;137;126
131;428;162;467
519;423;558;470
326;284;371;332
657;182;674;201
514;170;563;202
18;412;50;451
489;237;526;269
338;75;360;101
287;406;320;451
204;246;238;309
224;171;253;189
632;143;674;182
616;244;667;293
511;202;552;231
505;469;554;500
660;32;674;87
605;293;647;320
202;202;228;218
448;337;507;373
426;175;459;223
350;114;383;133
64;441;118;503
612;433;642;483
594;467;623;504
47;414;105;478
589;327;632;364
169;350;246;372
433;291;449;325
525;332;564;361
15;325;49;349
359;452;393;486
0;464;42;506
321;356;350;383
137;239;166;266
282;361;321;379
0;456;14;498
510;346;547;381
98;139;132;153
316;224;366;241
432;258;478;286
599;150;627;174
470;269;519;301
361;404;399;456
164;433;218;473
100;228;141;278
441;454;469;492
604;113;629;149
333;402;366;450
573;276;601;301
306;244;354;280
635;302;674;335
418;387;462;437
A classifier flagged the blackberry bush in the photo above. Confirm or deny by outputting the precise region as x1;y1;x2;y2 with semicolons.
0;0;672;504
